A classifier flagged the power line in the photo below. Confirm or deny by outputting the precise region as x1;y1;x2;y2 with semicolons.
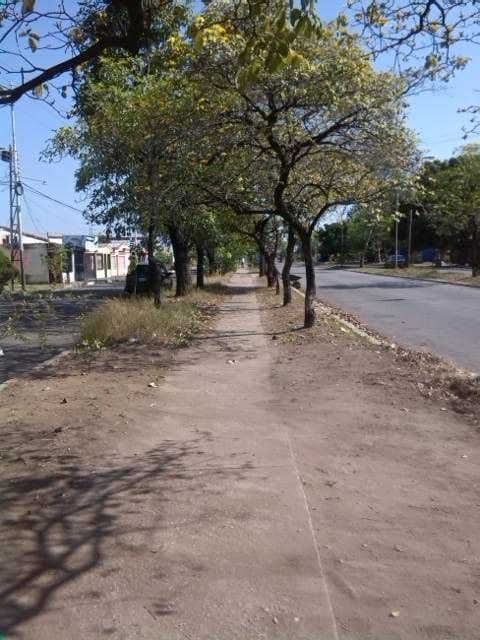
23;184;84;213
22;189;46;235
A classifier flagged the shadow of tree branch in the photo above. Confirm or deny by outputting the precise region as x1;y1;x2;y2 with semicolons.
0;441;195;635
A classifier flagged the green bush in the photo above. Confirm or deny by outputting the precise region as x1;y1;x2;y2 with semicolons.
0;252;17;293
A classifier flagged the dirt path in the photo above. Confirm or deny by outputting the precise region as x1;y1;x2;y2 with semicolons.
1;272;479;639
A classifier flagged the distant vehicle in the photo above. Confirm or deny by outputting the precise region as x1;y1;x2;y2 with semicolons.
384;254;407;268
421;247;439;262
125;262;174;295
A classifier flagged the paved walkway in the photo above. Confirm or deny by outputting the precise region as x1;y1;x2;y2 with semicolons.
148;272;339;639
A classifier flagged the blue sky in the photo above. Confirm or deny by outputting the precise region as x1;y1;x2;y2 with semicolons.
1;0;479;235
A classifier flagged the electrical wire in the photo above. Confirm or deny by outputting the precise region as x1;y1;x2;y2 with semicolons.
22;190;47;235
23;184;84;213
21;176;48;184
20;188;78;224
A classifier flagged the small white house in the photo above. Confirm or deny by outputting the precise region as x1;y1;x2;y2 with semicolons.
63;235;131;282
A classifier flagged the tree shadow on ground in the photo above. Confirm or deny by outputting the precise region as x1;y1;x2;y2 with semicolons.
0;435;217;637
207;284;261;296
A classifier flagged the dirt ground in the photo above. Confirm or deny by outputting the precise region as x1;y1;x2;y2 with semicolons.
0;272;479;639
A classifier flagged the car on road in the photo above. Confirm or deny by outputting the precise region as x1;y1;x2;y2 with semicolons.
125;262;174;295
384;254;407;268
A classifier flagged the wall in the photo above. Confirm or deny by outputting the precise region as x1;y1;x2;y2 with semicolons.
24;244;49;284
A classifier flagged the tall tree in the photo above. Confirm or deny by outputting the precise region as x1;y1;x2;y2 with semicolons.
420;145;480;275
191;1;416;326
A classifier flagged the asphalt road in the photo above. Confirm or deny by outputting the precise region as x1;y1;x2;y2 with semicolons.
289;264;480;373
0;284;124;384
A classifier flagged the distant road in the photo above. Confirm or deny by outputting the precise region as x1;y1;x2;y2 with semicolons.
289;264;480;373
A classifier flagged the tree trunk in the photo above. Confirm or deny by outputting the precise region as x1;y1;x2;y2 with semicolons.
282;226;296;306
300;231;316;328
275;264;280;295
196;244;205;289
185;253;193;288
147;221;155;261
147;221;161;307
259;253;265;278
264;252;276;287
169;226;189;297
359;227;373;268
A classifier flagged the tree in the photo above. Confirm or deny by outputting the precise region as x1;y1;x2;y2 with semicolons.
46;52;204;297
350;1;473;74
420;145;480;275
191;2;416;326
0;0;186;104
0;252;17;293
317;223;345;263
0;0;320;105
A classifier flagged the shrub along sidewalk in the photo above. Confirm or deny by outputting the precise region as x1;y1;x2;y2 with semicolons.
80;280;227;348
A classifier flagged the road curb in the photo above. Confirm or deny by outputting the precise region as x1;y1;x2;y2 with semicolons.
287;282;478;377
284;285;480;379
346;268;480;290
290;286;383;346
0;348;72;394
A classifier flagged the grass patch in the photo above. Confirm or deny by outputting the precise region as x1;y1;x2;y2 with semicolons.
81;292;218;348
79;280;225;348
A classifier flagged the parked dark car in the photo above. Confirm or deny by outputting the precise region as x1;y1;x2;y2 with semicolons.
384;254;407;268
125;262;174;295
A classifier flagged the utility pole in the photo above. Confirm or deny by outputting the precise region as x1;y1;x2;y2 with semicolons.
407;206;413;268
9;144;14;290
7;98;26;290
394;190;400;269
